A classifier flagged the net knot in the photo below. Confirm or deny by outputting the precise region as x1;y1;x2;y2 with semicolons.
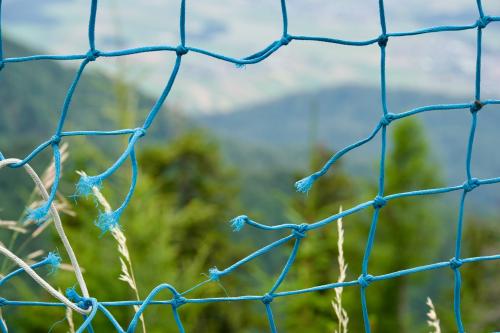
135;127;147;137
0;298;6;307
51;134;62;144
66;288;93;310
171;295;187;308
463;178;480;192
176;45;189;56
358;274;374;288
372;195;387;209
0;60;4;71
380;113;396;126
80;298;94;310
280;34;292;46
209;267;222;281
477;15;492;29
470;100;483;113
230;215;248;232
292;223;308;239
449;257;463;269
85;49;100;62
378;34;389;47
261;293;274;304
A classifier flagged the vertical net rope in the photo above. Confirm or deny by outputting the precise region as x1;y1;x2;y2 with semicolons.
0;0;499;332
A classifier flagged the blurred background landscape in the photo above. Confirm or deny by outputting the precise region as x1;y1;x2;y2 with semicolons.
0;0;499;332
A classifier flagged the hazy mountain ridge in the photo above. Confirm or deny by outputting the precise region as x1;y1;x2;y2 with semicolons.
2;37;500;216
4;0;500;112
197;84;500;189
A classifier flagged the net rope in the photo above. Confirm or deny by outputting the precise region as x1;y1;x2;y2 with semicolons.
0;0;499;332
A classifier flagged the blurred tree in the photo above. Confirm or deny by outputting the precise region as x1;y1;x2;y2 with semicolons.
6;131;268;332
450;217;500;332
281;145;358;332
368;118;443;332
283;118;443;333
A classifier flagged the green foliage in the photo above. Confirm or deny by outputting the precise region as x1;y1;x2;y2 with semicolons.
368;119;443;332
3;131;266;332
2;37;499;333
280;145;360;332
282;118;445;333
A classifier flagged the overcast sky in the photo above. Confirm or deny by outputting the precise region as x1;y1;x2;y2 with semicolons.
3;0;500;113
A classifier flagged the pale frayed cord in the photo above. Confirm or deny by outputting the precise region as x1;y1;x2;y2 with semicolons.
332;206;349;333
0;159;89;300
0;243;87;314
30;198;75;238
25;143;74;233
80;170;147;333
426;297;441;333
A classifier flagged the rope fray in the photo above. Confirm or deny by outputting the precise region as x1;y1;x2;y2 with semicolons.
0;245;89;315
0;158;89;303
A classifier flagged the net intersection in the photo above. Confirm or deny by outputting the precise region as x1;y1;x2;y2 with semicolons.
0;0;499;332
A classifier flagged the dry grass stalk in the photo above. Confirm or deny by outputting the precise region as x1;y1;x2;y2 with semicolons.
26;250;45;261
25;142;74;230
0;144;73;271
57;287;76;333
332;206;349;333
0;220;27;234
66;305;75;333
0;144;73;328
59;263;85;273
41;143;69;189
426;297;441;333
78;171;146;333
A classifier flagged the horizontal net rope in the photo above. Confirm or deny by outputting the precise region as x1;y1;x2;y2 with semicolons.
0;0;499;332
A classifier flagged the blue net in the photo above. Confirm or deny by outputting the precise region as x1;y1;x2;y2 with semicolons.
0;0;499;332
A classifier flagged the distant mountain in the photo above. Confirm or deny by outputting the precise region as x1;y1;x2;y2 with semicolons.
2;37;500;220
197;85;500;208
0;38;185;158
0;38;185;217
5;0;500;112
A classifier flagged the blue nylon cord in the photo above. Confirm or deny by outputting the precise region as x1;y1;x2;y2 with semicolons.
0;253;60;287
264;303;277;333
268;238;302;294
0;0;499;332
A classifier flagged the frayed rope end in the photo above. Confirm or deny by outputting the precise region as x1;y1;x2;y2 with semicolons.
75;175;102;198
45;251;61;274
230;215;248;232
95;210;121;234
25;205;50;225
208;267;222;281
65;287;80;302
294;175;316;193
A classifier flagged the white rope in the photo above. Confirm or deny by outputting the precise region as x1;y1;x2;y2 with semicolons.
0;244;88;314
0;158;90;313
